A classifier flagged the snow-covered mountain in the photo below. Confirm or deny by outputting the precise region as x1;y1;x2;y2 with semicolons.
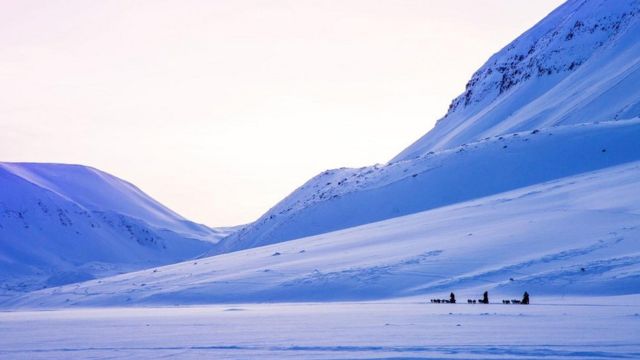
214;0;640;253
394;0;640;161
4;0;640;309
0;163;231;294
217;120;640;253
8;159;640;307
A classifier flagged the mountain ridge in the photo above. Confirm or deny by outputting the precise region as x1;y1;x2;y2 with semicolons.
0;162;231;294
393;0;640;161
215;119;640;254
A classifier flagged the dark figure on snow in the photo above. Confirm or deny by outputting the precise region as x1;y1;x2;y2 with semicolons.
450;292;456;304
481;291;489;304
522;291;530;305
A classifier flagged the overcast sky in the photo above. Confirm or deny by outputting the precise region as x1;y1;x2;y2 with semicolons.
1;0;564;226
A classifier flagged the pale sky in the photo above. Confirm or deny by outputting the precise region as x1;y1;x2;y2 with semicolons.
1;0;564;227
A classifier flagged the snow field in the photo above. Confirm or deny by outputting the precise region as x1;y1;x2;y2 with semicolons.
1;296;639;359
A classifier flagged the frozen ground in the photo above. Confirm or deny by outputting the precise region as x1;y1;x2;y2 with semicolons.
1;296;639;359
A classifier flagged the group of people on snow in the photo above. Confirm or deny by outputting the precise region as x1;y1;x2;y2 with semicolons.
429;291;530;305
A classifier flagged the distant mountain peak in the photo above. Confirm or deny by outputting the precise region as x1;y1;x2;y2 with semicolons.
0;162;232;293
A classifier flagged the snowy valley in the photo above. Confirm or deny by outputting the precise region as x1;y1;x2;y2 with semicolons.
2;0;640;359
6;157;640;307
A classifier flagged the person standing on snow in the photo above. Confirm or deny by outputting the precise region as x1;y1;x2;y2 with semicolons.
481;291;489;304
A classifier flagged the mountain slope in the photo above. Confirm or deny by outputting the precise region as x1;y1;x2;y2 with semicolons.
8;160;640;308
393;0;640;161
0;163;218;240
216;119;640;253
0;163;231;294
213;0;640;253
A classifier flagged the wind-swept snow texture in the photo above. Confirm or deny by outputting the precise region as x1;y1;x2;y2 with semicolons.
8;160;640;307
0;163;230;294
217;0;640;252
394;0;640;161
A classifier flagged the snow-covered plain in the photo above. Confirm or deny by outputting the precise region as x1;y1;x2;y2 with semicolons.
2;297;639;359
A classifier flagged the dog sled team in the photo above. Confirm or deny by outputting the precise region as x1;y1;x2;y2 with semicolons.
429;291;530;305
